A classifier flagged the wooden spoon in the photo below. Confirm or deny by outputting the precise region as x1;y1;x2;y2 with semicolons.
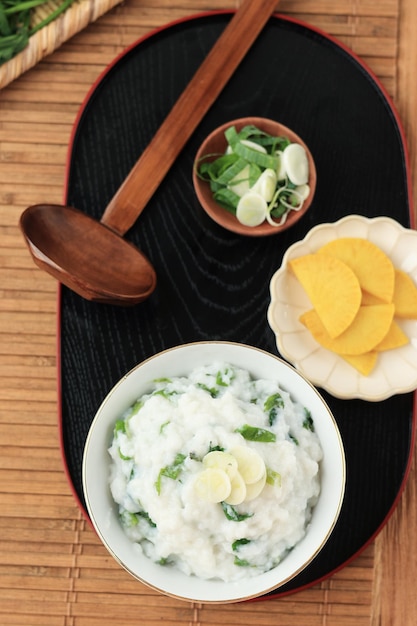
20;0;280;306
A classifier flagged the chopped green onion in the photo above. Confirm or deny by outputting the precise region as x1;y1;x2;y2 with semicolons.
264;393;285;426
235;424;276;442
236;192;267;227
221;502;253;522
232;537;251;551
266;467;281;486
0;0;76;65
289;433;299;446
264;393;284;412
233;141;278;169
196;123;311;228
303;408;315;431
216;157;248;186
153;388;177;399
197;383;219;397
114;419;126;436
216;369;233;386
212;187;241;213
118;448;133;461
155;453;186;495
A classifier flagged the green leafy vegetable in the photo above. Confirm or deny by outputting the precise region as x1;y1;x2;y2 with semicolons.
225;124;290;153
235;424;276;443
120;510;156;528
120;510;138;527
0;0;75;65
159;420;170;434
130;400;143;414
215;368;234;387
153;388;178;399
114;400;142;439
221;502;253;522
303;408;315;431
196;383;219;397
264;393;284;426
232;140;278;170
231;538;251;551
266;467;281;487
234;556;251;567
136;510;156;528
114;419;126;436
212;187;241;212
155;453;186;495
118;448;133;461
231;538;252;566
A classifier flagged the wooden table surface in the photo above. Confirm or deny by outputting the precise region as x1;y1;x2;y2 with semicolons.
1;1;417;624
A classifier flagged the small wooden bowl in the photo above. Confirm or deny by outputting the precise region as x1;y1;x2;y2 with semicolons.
193;117;317;236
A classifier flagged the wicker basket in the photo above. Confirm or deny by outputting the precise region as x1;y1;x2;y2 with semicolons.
0;0;123;89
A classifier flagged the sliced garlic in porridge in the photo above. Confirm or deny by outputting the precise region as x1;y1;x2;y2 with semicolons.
229;445;266;485
203;451;238;478
193;467;231;503
245;472;267;501
224;470;247;505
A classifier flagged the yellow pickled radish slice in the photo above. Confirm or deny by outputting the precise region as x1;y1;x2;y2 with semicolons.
229;445;266;484
318;238;395;303
236;192;267;226
194;468;231;503
224;471;247;505
289;254;362;338
245;471;267;501
393;268;417;318
202;451;238;478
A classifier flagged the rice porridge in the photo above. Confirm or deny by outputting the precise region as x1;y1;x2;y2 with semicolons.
108;362;323;582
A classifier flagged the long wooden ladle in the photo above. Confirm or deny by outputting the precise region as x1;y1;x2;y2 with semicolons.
20;0;279;306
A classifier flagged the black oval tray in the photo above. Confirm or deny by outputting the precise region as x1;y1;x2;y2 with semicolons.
59;12;415;597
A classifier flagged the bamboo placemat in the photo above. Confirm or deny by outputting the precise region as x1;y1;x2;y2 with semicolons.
0;0;124;88
1;1;417;625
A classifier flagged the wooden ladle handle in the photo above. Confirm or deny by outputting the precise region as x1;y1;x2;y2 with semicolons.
100;0;280;236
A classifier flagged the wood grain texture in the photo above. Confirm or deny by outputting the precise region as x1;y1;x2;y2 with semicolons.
101;0;279;234
0;0;416;624
372;1;417;623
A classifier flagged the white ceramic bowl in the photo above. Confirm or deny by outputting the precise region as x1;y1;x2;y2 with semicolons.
268;215;417;401
82;341;345;603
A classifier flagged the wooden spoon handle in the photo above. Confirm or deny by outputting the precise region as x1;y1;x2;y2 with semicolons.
101;0;280;235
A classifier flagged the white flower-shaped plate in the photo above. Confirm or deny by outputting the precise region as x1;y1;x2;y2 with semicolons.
267;215;417;401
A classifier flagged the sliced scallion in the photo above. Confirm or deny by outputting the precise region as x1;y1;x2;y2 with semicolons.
236;192;267;227
196;124;311;227
213;187;241;213
233;141;278;170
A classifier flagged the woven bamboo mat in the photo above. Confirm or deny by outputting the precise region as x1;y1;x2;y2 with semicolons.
0;0;124;88
1;1;417;625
